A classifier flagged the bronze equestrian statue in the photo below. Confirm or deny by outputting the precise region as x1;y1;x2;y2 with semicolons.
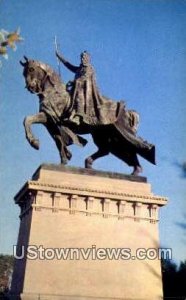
20;52;155;175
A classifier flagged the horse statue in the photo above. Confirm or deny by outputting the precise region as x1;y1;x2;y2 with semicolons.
20;55;155;175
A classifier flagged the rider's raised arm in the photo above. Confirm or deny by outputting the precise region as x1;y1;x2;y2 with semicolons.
56;51;79;73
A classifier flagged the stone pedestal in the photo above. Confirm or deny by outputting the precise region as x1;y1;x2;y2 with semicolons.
10;164;167;300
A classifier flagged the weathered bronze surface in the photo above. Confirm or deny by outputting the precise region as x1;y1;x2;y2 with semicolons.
20;53;155;175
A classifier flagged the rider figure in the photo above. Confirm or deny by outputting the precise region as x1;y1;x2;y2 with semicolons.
56;50;117;125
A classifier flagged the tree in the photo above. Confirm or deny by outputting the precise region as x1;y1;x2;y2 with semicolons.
0;254;14;297
162;258;186;300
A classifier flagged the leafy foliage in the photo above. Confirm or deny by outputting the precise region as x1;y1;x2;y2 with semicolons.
162;258;186;300
0;28;23;67
0;254;14;296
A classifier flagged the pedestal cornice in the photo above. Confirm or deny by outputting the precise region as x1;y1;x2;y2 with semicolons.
14;164;167;223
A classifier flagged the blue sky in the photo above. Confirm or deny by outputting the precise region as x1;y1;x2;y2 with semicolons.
0;0;186;263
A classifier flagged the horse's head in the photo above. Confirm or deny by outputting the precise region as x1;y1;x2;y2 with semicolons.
20;56;61;94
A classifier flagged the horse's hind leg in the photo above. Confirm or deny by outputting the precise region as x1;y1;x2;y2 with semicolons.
131;162;143;176
85;148;109;169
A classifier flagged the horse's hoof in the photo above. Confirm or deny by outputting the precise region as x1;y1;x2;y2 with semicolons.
30;139;40;150
60;158;68;165
85;158;93;169
131;166;143;176
60;162;68;166
66;150;72;160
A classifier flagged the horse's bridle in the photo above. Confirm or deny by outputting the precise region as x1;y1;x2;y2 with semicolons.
25;62;58;95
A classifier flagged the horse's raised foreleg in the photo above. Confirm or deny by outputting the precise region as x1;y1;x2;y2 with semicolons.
23;112;47;150
85;148;109;169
